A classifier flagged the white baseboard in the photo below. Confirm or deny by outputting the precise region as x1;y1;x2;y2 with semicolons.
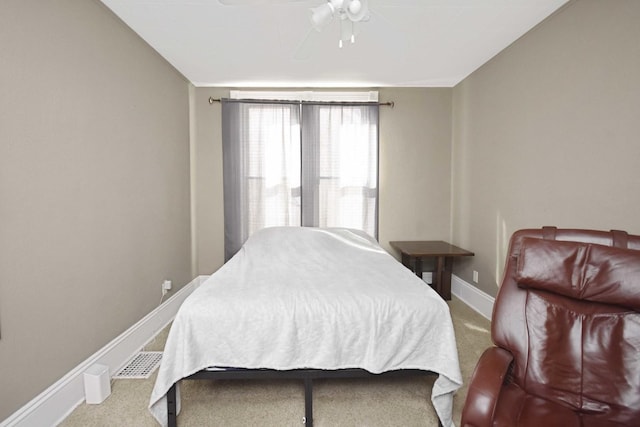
1;275;207;427
451;274;495;321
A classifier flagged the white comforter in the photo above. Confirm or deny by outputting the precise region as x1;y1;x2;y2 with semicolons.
149;227;462;426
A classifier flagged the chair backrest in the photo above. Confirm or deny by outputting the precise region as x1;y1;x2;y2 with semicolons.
492;227;640;423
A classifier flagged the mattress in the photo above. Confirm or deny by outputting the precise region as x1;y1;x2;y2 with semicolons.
149;227;462;426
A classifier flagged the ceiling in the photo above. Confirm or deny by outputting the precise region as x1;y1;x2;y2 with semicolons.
99;0;569;88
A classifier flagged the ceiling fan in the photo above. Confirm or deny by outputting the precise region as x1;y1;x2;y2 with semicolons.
309;0;370;47
219;0;370;48
218;0;417;58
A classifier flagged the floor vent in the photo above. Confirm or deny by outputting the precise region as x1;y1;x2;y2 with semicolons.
113;351;162;379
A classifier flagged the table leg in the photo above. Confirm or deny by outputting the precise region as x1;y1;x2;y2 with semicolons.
441;257;453;300
433;257;454;300
434;256;444;297
414;257;423;278
400;253;411;269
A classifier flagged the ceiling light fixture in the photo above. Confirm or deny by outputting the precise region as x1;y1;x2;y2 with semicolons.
310;0;370;48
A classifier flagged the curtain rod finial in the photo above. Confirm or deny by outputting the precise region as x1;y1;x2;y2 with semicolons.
209;97;214;105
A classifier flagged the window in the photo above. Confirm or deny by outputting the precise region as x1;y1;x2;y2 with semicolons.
222;98;379;260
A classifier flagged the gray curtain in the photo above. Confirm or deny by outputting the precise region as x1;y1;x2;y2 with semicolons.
222;100;301;260
222;99;378;261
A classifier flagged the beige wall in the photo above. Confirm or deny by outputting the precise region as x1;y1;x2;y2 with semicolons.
451;0;640;296
191;87;453;274
0;0;191;419
378;88;453;252
191;88;227;275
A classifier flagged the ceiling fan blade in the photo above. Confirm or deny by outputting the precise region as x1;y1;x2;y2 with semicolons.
293;28;323;60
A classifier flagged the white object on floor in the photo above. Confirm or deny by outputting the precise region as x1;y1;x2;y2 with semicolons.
83;364;110;404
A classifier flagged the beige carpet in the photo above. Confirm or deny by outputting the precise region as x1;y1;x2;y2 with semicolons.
60;297;492;427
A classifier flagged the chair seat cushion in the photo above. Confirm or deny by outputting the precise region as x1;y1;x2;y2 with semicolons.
492;383;632;427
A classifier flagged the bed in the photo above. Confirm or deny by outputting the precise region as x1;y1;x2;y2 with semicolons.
149;227;462;426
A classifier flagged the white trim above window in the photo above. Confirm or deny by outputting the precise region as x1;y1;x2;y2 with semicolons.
229;90;379;103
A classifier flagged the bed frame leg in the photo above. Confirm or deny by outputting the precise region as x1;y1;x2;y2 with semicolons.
167;383;177;427
304;377;313;426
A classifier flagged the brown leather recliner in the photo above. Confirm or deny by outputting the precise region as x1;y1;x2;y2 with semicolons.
461;227;640;427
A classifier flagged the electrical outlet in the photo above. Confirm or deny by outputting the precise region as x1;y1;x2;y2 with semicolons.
473;270;479;283
162;280;172;296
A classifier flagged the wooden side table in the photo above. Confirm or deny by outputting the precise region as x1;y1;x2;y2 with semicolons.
389;240;474;300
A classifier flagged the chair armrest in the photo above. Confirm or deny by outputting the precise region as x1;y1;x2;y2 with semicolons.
461;346;514;427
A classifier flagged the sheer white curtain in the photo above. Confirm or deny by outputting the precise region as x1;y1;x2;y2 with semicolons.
301;104;378;237
222;100;378;260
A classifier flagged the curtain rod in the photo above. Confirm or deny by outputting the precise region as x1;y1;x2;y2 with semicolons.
208;97;394;108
